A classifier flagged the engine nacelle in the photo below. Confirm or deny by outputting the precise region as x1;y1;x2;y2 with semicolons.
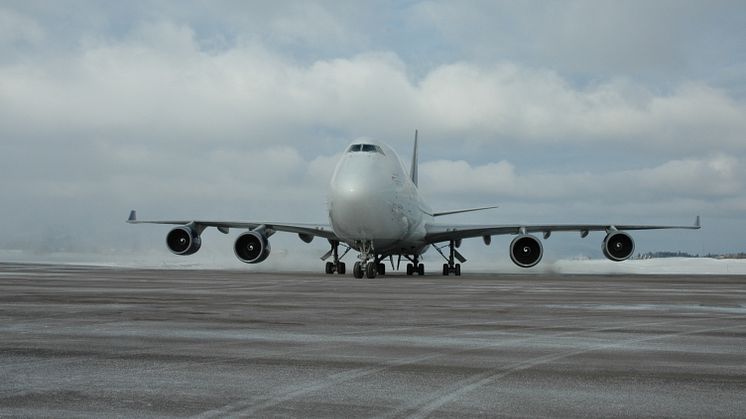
603;231;635;262
510;234;543;268
166;226;201;255
234;230;271;264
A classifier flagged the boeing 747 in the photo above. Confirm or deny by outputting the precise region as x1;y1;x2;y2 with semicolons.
128;132;700;278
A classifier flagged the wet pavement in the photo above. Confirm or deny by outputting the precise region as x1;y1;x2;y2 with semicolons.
1;263;745;418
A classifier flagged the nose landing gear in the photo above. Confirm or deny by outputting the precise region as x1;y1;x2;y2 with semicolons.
352;241;381;279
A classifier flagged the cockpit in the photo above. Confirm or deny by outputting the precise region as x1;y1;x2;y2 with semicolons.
346;143;385;155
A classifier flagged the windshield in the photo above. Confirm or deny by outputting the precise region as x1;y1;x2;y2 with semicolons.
346;144;384;155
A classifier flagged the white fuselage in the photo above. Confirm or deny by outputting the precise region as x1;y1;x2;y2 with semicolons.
328;140;432;256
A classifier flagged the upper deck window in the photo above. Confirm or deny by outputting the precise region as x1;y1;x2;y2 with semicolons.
347;143;384;155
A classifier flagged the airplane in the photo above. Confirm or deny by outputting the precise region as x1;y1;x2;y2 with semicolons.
127;131;701;278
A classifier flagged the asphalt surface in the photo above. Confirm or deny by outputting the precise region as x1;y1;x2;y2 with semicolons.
1;263;745;418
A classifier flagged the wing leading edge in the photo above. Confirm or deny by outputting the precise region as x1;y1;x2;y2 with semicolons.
126;210;339;241
424;216;701;244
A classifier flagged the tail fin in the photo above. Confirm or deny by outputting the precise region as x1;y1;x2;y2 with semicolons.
410;129;418;187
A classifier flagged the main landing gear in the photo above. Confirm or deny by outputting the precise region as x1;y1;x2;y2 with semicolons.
323;240;348;275
434;240;465;276
402;255;424;276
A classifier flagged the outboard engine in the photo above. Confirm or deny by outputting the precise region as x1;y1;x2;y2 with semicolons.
234;230;271;264
166;226;202;255
510;234;543;268
603;231;635;261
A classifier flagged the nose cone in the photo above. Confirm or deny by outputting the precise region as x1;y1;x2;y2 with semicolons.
328;160;406;242
330;178;387;238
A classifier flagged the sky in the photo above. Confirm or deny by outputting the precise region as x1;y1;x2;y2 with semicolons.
1;1;745;269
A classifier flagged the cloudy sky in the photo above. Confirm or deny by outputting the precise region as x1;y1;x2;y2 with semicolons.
1;1;745;268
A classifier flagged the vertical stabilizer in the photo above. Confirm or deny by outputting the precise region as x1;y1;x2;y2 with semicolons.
410;129;418;187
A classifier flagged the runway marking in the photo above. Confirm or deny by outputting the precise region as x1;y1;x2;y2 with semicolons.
191;315;714;418
385;318;746;419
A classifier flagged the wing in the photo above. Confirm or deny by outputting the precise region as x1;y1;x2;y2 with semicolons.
126;210;339;241
425;216;701;244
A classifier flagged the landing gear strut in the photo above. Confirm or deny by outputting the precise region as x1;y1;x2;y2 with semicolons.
352;241;382;279
323;240;347;275
435;240;463;276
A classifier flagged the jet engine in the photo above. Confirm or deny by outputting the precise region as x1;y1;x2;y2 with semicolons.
166;226;202;255
234;230;271;264
603;231;635;261
510;234;543;268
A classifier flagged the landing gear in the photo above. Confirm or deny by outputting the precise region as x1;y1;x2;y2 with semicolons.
323;240;348;275
405;256;425;276
351;241;382;279
436;240;464;276
442;263;461;276
366;262;377;278
352;260;379;279
377;263;385;275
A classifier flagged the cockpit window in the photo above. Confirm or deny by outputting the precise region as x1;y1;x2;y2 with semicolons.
347;143;384;155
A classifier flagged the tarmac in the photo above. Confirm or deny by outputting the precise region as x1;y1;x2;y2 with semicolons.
1;262;745;418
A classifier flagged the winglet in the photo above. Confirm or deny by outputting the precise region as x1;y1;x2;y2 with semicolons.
128;210;137;223
410;129;418;187
695;215;701;228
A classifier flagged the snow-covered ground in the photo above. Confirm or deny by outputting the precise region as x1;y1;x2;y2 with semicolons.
551;257;746;275
1;249;745;275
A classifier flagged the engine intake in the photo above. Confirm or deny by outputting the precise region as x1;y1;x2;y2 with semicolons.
510;234;543;268
234;230;271;264
603;231;635;261
166;226;201;255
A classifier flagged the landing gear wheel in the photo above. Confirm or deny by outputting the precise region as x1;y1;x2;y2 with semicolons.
377;263;385;276
353;262;364;279
455;264;461;276
418;263;425;276
325;261;334;274
365;262;377;278
337;262;346;275
406;263;414;276
443;263;449;276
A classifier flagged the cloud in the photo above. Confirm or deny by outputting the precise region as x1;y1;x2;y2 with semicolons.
0;7;45;46
2;28;744;157
0;2;745;261
420;154;744;219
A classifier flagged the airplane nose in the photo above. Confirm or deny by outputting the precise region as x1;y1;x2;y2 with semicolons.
332;181;374;219
330;177;391;239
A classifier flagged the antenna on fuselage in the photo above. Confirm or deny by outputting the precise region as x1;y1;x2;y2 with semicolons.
410;129;418;187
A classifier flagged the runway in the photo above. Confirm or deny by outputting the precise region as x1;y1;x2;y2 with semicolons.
1;263;745;418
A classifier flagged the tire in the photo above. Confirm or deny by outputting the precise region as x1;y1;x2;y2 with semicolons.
442;264;449;276
377;263;385;276
365;262;377;278
337;262;346;275
455;264;461;276
418;263;425;276
353;262;363;278
406;263;413;276
325;261;334;274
